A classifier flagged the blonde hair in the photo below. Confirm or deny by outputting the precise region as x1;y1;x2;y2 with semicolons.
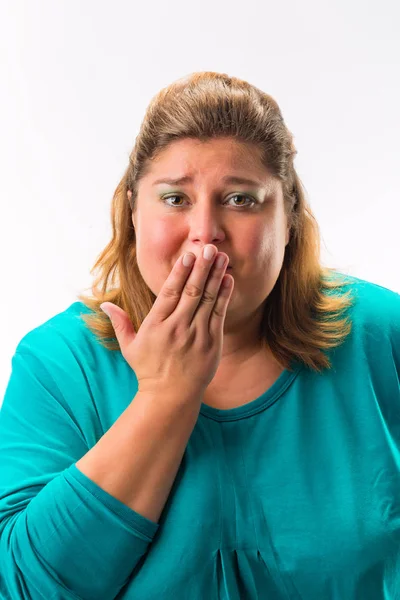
77;71;355;373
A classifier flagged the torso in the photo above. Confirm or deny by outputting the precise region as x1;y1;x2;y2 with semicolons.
202;349;285;410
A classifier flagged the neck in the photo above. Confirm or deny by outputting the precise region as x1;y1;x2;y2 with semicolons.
221;303;266;361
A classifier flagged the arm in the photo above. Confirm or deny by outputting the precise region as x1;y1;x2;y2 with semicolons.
0;349;200;600
76;388;202;523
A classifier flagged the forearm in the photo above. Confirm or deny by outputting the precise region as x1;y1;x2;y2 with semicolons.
76;390;202;523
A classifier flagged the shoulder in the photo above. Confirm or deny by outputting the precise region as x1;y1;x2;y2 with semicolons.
342;273;399;325
331;272;400;342
14;301;98;366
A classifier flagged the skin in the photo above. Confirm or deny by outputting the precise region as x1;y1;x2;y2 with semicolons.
131;137;290;388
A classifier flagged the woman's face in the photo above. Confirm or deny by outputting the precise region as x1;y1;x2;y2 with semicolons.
132;137;290;322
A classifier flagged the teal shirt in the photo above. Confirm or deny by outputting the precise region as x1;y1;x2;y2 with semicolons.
1;274;400;599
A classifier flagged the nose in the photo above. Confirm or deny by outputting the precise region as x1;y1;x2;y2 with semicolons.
189;205;226;256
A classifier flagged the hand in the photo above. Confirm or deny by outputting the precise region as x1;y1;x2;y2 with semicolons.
100;245;234;398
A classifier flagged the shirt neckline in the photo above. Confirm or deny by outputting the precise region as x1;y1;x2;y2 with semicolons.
199;358;303;422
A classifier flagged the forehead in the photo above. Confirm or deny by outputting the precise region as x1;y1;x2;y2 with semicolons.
147;137;271;180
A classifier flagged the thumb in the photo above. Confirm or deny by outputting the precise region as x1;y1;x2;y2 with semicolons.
100;303;137;349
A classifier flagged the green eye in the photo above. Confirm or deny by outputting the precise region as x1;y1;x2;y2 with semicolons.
161;194;257;208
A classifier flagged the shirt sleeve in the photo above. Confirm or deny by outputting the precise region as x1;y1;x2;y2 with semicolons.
0;347;159;600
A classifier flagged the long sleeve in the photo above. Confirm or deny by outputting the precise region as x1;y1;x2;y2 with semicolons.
2;280;400;599
0;345;159;600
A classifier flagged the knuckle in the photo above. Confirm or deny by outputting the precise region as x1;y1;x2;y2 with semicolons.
162;285;181;299
171;323;196;347
200;289;216;304
184;282;203;298
212;304;224;318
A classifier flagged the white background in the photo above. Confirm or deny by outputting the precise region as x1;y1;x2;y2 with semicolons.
1;0;399;402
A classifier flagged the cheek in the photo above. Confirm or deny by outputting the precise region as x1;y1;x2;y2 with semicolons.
243;229;272;264
246;227;286;272
136;219;181;292
137;219;176;260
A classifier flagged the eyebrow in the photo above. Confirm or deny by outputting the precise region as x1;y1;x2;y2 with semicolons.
152;175;267;188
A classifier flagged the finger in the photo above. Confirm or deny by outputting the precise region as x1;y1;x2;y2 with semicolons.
208;273;234;335
182;251;229;326
174;246;225;325
100;302;138;352
150;252;197;322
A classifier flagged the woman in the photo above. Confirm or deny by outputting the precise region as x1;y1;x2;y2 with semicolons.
1;71;399;599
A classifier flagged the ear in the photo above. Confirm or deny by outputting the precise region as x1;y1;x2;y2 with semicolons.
285;224;290;246
128;191;136;229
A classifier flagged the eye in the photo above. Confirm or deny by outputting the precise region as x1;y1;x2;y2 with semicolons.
227;194;257;208
161;194;257;209
162;195;186;207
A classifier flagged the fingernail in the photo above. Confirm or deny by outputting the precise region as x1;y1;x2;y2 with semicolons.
183;253;195;267
203;245;216;260
100;304;111;319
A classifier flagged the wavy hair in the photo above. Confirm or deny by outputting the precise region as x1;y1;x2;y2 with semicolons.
77;71;355;373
